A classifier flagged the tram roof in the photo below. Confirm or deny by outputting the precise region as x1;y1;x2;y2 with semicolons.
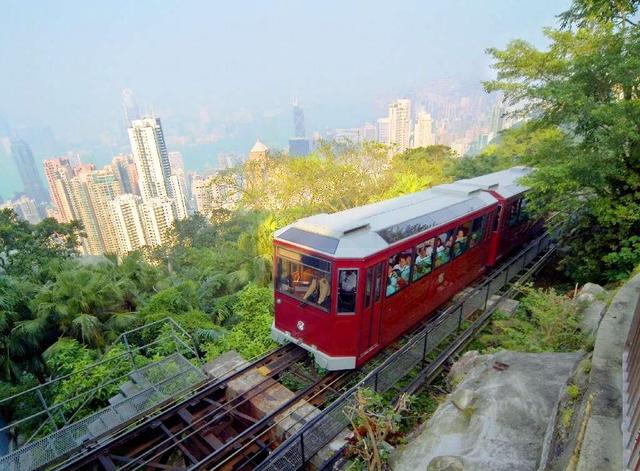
454;166;532;199
274;166;532;259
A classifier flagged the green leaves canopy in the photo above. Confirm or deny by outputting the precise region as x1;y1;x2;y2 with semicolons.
484;6;640;281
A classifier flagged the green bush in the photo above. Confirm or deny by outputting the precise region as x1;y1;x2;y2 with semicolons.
204;284;276;360
479;285;587;353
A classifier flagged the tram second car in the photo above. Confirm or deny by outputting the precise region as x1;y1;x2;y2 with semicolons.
271;167;543;370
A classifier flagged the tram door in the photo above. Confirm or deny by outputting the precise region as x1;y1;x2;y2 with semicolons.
360;262;385;354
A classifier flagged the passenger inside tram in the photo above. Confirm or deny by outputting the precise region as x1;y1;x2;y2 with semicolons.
434;238;448;267
338;269;357;312
414;239;434;280
394;254;411;283
453;227;468;257
302;274;331;307
276;253;331;309
386;268;401;296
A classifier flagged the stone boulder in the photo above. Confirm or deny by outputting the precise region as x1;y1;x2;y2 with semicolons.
392;351;582;471
447;351;479;387
427;455;465;471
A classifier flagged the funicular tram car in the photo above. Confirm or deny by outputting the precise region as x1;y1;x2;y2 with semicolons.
271;167;542;370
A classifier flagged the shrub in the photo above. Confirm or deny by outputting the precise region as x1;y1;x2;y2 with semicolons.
479;284;587;353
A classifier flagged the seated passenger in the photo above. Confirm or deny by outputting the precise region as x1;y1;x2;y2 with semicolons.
317;276;330;307
303;277;318;302
340;270;357;292
435;238;450;266
395;268;407;289
386;269;399;296
453;229;468;257
414;245;433;280
397;255;411;282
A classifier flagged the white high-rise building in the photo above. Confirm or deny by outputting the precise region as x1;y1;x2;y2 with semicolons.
128;118;172;202
128;117;187;225
360;123;377;142
413;111;435;148
141;197;176;247
192;175;214;215
388;99;411;152
168;174;188;219
0;195;41;224
377;118;390;144
111;194;147;254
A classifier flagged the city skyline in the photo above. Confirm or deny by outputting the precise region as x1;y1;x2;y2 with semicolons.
0;1;571;201
0;2;566;137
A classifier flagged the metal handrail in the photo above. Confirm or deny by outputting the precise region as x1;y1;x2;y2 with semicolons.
256;228;559;470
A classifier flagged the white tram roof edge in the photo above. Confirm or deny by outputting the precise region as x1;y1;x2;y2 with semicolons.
274;166;533;259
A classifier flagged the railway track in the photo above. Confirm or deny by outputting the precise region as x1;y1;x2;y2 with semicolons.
55;344;305;470
52;228;560;471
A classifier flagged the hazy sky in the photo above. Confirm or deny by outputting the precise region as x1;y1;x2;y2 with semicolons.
0;0;569;143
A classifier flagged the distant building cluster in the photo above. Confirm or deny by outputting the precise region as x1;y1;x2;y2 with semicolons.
322;85;513;156
288;98;310;157
43;117;189;256
0;83;516;258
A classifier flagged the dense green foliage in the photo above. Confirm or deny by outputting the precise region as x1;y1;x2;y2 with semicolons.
482;0;640;282
478;285;587;353
0;143;471;436
3;0;635;439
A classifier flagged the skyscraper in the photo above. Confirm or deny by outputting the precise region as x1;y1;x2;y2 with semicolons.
289;138;310;156
10;138;48;203
360;123;377;142
128;118;172;201
490;103;504;136
85;168;122;254
388;99;411;152
111;194;148;254
67;165;123;255
128;117;187;220
377;117;390;144
141;197;176;246
43;157;76;223
289;99;310;156
111;154;139;195
0;195;41;224
413;111;435;148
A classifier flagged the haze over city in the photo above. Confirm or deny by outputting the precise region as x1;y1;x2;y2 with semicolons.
0;0;567;200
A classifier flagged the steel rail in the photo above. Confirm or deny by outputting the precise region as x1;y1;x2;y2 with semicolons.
206;371;351;471
119;347;309;471
56;343;300;470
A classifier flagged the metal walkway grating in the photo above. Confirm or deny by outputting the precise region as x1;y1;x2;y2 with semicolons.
0;353;206;471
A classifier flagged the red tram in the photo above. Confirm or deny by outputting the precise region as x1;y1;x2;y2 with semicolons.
271;167;542;370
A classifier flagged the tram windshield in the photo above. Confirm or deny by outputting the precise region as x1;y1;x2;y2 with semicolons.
276;247;332;311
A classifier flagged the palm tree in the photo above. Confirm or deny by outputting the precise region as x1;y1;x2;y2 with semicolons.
0;277;46;383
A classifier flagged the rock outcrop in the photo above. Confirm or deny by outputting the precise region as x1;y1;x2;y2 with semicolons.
391;351;582;471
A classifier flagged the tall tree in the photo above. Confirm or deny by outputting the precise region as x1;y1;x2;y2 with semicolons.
484;1;640;281
0;210;83;278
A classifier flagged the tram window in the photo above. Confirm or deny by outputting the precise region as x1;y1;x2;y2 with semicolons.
386;249;412;297
413;238;434;281
453;221;472;258
469;215;486;248
519;199;529;222
508;200;521;227
374;263;383;301
275;248;331;311
337;269;358;313
434;230;454;268
364;269;373;308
